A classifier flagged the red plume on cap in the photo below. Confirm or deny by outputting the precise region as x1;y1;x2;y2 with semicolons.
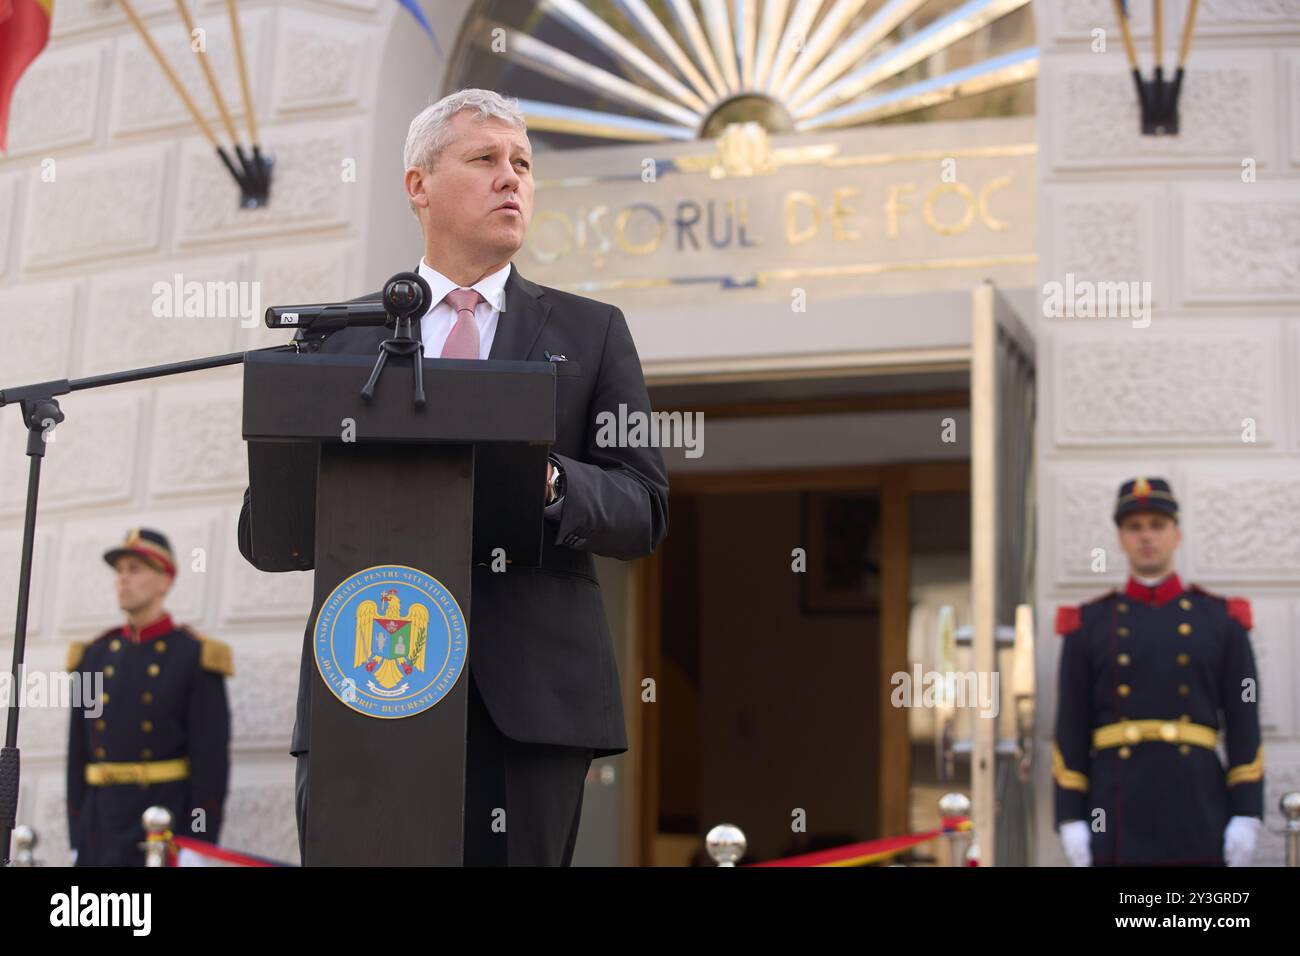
1133;476;1151;507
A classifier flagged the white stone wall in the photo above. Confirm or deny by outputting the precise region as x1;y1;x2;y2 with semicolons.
1033;0;1300;866
0;0;464;865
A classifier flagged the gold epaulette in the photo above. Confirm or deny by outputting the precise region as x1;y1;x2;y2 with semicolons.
183;626;234;677
65;641;89;672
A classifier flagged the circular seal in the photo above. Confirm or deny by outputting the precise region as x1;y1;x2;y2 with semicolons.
312;564;467;719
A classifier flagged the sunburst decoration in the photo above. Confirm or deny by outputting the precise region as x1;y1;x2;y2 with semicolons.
471;0;1037;143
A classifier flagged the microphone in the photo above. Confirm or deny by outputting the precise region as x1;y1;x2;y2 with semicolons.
265;271;434;333
265;300;388;331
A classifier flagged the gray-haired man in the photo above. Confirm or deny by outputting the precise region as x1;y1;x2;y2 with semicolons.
238;88;668;866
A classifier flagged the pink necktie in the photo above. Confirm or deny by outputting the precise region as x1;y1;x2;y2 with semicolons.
441;288;485;359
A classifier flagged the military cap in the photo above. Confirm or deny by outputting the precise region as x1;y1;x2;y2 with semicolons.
1113;476;1178;525
103;527;176;578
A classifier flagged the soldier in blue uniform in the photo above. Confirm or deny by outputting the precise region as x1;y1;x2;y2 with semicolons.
65;528;232;866
1053;477;1264;866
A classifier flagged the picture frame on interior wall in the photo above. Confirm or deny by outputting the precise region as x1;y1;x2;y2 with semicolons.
800;491;882;615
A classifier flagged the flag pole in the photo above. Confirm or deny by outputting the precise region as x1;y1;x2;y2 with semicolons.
223;0;269;199
173;0;260;193
114;0;246;191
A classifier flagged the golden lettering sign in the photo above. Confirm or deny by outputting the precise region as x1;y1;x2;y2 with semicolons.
521;119;1037;300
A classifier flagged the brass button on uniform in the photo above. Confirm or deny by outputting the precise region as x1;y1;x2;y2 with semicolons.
154;640;166;653
1180;714;1191;722
95;719;106;731
1119;746;1132;759
141;748;152;759
1177;653;1190;666
1118;602;1129;613
101;693;110;704
110;639;122;652
1178;684;1190;696
147;664;160;677
141;691;153;704
1118;627;1130;637
1178;623;1192;635
94;747;106;759
1179;598;1192;611
1124;724;1141;742
141;720;153;733
104;665;115;678
1117;653;1131;666
1179;745;1191;756
1117;684;1132;697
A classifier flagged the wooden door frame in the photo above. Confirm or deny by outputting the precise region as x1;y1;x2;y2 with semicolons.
629;459;970;866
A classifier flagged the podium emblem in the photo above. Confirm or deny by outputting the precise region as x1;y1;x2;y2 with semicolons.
313;565;467;718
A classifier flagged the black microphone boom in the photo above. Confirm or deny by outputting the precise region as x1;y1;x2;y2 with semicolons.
265;301;390;331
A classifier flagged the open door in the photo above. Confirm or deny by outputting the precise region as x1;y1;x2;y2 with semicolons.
969;281;1037;866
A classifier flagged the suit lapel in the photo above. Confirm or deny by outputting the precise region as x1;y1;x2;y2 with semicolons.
488;264;550;361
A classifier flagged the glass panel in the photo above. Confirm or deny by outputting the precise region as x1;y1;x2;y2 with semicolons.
905;490;971;862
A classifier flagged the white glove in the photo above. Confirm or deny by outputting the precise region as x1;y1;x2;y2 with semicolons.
1059;820;1092;867
1223;816;1260;867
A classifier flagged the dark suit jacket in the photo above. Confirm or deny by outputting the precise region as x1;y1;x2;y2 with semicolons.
237;264;668;758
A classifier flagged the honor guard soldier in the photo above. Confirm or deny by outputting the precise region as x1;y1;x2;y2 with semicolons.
1053;478;1264;866
65;529;232;866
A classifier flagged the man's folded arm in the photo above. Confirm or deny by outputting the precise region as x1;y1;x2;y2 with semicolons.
237;487;254;565
236;485;314;572
237;318;363;573
550;306;668;561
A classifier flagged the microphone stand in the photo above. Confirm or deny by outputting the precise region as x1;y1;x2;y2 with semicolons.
359;272;433;410
0;343;300;865
361;313;426;409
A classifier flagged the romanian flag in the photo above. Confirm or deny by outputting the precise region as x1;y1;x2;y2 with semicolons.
0;0;53;151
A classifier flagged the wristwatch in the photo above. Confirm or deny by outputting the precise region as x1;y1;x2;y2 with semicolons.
546;458;565;505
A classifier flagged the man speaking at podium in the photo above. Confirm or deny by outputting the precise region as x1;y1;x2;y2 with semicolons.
237;88;668;866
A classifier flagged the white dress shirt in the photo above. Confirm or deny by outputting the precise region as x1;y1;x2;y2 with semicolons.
417;258;512;360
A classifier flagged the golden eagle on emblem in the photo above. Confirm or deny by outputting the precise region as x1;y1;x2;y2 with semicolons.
354;588;430;690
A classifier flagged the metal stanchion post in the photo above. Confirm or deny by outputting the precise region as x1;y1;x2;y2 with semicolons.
1282;792;1300;867
938;793;972;867
9;824;35;866
141;806;173;868
705;824;747;867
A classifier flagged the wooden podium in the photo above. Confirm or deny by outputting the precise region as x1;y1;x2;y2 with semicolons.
241;348;556;865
